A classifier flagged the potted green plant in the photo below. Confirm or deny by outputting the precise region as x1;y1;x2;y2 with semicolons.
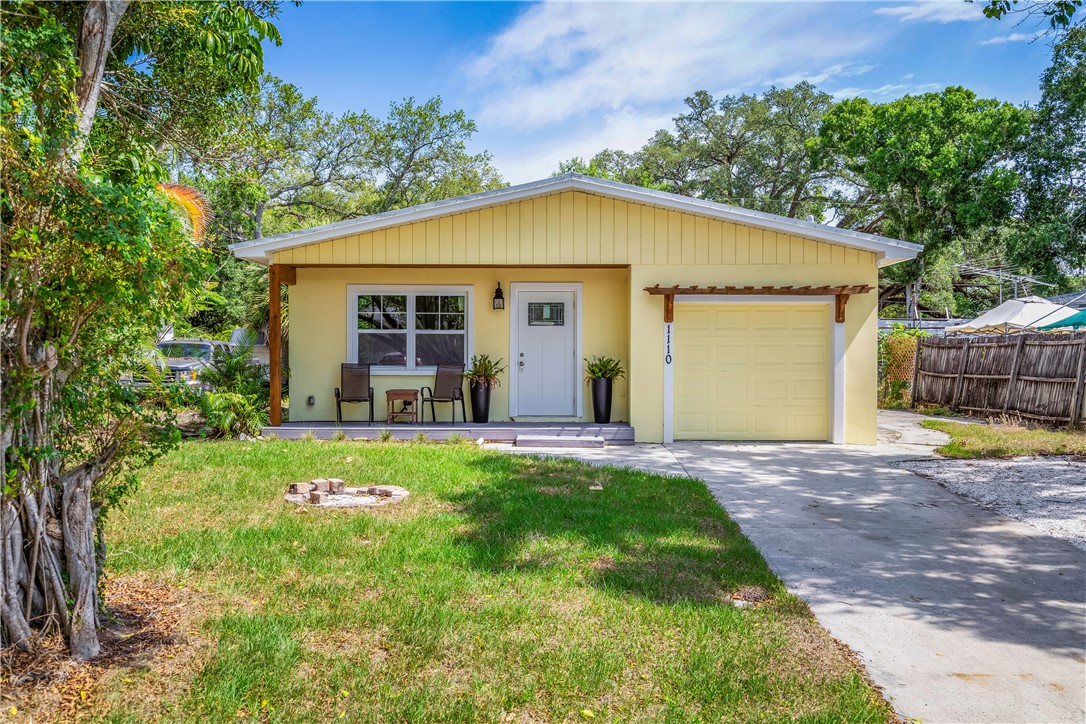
466;354;506;423
584;356;625;424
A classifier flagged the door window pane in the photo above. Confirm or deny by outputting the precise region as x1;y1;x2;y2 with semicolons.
528;302;565;326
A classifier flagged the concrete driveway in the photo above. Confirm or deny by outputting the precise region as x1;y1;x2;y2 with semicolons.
505;412;1086;723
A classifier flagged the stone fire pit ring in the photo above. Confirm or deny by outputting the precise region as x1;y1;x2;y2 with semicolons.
285;479;409;509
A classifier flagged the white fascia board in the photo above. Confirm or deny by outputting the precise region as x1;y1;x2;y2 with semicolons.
230;173;923;266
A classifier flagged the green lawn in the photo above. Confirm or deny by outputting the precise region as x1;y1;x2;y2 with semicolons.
922;419;1086;458
82;440;890;722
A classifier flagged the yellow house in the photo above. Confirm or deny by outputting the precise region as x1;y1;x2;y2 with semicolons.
230;174;920;444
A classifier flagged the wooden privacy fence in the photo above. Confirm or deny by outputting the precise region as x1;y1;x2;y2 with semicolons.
913;333;1086;427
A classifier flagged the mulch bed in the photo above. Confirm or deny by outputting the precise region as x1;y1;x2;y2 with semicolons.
1;576;198;721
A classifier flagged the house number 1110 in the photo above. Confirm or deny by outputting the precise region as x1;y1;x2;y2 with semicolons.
664;322;673;365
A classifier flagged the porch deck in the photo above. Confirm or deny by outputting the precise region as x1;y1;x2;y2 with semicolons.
263;421;635;445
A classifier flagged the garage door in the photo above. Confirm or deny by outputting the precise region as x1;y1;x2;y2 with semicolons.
674;303;830;440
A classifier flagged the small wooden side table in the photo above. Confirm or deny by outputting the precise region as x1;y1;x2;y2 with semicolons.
386;388;419;424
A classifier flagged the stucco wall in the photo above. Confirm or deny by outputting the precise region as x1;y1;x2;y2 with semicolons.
287;266;630;424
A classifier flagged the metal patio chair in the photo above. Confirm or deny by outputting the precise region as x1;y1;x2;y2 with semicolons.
421;364;466;424
335;363;374;425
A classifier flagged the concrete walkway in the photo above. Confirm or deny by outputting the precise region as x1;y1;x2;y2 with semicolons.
501;411;1086;723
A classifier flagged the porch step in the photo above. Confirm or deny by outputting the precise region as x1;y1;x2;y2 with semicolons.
514;435;606;448
262;423;634;444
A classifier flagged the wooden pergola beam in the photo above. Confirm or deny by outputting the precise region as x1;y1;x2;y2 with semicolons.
835;294;850;324
643;284;874;296
644;283;874;324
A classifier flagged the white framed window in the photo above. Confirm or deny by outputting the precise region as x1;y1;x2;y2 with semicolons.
346;285;472;374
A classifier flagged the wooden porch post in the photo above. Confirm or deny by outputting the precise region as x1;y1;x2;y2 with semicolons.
269;264;282;426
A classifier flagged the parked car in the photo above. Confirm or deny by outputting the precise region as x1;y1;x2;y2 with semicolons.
160;339;236;389
122;339;234;391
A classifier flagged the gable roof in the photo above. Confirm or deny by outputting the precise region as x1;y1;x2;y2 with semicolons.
229;173;922;267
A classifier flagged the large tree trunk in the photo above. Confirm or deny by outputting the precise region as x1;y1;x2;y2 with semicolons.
1;345;115;658
1;502;33;652
61;463;102;660
69;0;129;162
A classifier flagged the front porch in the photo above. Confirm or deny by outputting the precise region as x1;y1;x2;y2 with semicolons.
263;421;635;445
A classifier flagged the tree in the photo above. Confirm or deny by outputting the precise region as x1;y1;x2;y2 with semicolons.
40;1;283;176
364;96;503;214
974;0;1083;32
561;83;842;221
1006;27;1086;286
557;149;660;188
194;83;503;241
1;0;280;660
194;76;370;241
818;87;1031;317
186;86;503;343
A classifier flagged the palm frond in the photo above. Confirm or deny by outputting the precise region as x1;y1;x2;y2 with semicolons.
157;182;211;241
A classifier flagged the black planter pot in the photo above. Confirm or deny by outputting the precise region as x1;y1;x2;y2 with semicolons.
469;381;492;423
591;378;613;424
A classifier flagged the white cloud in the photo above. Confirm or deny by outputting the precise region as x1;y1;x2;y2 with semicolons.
766;62;878;88
491;108;678;184
874;1;986;23
979;31;1045;44
467;3;881;131
832;81;944;100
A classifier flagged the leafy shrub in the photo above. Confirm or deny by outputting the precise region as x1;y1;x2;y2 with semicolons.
200;343;267;399
198;392;266;438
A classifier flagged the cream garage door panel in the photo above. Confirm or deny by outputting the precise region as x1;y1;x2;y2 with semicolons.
674;304;830;441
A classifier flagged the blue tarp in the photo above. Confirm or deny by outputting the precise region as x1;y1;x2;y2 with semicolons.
1038;308;1086;330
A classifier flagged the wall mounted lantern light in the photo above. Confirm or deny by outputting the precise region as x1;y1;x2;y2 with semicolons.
493;282;505;310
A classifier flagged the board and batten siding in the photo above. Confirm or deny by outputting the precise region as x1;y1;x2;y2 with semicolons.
272;191;875;268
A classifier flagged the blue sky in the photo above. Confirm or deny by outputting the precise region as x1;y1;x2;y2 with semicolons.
263;1;1058;183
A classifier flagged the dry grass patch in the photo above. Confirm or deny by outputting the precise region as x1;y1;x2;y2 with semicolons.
1;576;212;723
922;419;1086;458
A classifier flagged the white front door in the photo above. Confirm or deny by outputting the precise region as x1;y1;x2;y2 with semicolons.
512;289;578;416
